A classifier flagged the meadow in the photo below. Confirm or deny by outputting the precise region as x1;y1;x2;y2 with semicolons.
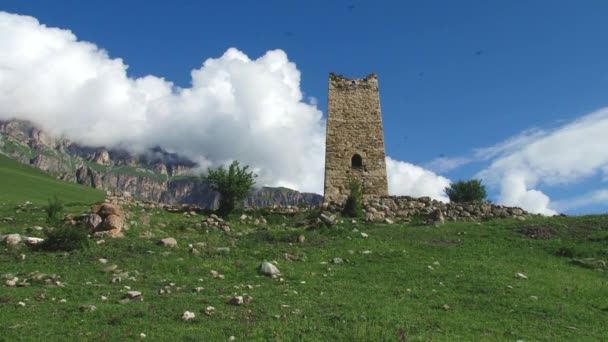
0;157;607;341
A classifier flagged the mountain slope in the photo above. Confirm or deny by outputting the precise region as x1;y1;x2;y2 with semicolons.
0;119;322;207
0;153;104;205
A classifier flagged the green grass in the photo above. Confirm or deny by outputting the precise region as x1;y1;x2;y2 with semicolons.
0;154;104;206
1;202;606;341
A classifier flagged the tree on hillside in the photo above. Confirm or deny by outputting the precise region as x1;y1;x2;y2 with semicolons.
444;179;487;203
202;161;256;217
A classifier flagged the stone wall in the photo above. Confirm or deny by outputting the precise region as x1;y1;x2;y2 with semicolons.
323;73;389;204
324;195;532;223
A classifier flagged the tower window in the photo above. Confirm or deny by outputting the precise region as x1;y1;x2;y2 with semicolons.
351;154;363;168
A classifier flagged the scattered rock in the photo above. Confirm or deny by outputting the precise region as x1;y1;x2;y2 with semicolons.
514;273;528;280
79;304;97;312
182;311;195;321
125;291;142;299
384;218;394;224
319;212;336;226
297;234;305;243
360;232;368;238
103;265;118;273
83;214;103;231
330;258;344;264
24;237;44;245
4;234;22;246
258;261;280;276
159;238;177;248
204;306;215;316
227;296;244;305
216;247;230;254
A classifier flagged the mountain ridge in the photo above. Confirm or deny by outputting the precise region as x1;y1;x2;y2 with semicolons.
0;119;322;208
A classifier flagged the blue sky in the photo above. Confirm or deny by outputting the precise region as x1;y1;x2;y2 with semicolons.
2;1;608;214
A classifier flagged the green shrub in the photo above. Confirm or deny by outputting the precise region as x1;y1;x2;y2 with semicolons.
38;225;89;252
342;178;363;217
202;161;256;217
444;179;487;203
45;195;64;222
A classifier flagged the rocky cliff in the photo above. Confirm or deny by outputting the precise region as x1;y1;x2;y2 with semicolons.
0;119;322;208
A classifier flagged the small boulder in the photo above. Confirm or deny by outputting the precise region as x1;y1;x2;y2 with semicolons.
319;212;336;226
4;234;22;246
99;214;124;231
227;296;244;305
514;272;528;280
126;291;142;299
96;203;124;217
159;238;177;248
24;237;44;245
258;261;280;276
182;311;195;321
83;214;103;231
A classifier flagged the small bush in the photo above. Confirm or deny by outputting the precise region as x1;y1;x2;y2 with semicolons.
38;225;89;252
45;195;64;222
444;179;487;203
342;178;363;217
202;161;256;217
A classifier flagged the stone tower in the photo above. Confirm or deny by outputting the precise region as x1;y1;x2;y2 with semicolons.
323;72;389;203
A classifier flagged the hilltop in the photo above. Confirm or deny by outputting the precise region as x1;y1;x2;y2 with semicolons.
0;168;606;340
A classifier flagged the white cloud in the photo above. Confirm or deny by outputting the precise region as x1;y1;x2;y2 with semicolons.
552;189;608;212
0;11;325;193
477;108;608;215
0;11;450;200
386;157;451;202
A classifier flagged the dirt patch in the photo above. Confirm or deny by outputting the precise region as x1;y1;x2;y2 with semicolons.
520;225;555;240
429;239;461;247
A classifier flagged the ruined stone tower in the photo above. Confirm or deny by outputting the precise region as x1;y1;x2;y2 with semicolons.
323;72;389;203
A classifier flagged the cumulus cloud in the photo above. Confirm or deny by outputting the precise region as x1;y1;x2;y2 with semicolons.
0;11;451;199
386;157;451;202
476;108;608;215
0;11;325;192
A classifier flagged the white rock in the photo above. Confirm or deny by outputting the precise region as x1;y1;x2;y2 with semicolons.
140;333;146;338
25;237;44;245
360;232;369;238
258;261;280;276
514;273;528;279
4;234;22;246
126;291;142;299
159;238;177;248
182;311;195;321
17;301;26;307
204;306;215;316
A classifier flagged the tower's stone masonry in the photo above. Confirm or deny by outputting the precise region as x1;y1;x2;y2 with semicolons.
323;73;389;203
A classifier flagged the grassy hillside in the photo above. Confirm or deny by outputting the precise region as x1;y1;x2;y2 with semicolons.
0;154;104;205
1;202;607;340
